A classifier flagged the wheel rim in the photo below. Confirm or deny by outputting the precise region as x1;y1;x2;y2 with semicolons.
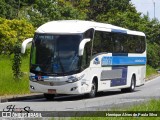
91;83;96;96
131;78;135;90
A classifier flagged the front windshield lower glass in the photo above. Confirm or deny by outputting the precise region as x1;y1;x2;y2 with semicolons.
30;33;82;76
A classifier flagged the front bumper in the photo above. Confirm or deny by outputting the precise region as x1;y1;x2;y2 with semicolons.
30;80;90;95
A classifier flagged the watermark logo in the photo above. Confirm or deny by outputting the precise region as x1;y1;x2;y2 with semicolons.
2;105;42;118
3;105;31;113
2;112;11;118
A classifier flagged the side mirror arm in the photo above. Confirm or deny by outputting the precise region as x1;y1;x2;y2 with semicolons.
21;38;33;53
79;38;91;56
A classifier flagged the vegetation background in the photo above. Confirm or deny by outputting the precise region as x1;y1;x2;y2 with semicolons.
0;0;160;95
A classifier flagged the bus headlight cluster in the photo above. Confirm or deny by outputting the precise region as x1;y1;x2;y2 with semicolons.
66;74;85;83
66;76;79;83
30;76;35;81
30;76;37;81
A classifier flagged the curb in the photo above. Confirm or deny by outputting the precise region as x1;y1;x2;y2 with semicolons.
0;93;43;103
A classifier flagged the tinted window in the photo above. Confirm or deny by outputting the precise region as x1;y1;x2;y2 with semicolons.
81;42;91;69
92;30;146;54
93;31;102;54
30;34;82;75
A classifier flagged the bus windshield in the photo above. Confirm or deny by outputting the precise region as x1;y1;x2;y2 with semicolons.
30;33;82;76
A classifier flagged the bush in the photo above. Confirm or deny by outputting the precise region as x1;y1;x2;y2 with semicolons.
0;17;34;54
147;43;160;68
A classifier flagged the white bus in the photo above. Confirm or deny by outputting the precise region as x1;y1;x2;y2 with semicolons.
22;20;146;100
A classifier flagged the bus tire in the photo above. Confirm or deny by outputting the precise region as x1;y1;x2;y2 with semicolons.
44;93;55;100
86;80;97;98
121;75;136;92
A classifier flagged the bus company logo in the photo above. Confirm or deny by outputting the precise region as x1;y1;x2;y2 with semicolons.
93;57;100;65
102;57;112;65
135;59;145;63
35;66;41;71
38;76;42;81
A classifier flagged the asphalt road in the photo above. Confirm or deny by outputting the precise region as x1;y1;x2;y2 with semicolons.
0;76;160;113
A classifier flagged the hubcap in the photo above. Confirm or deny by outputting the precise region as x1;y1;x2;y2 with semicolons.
131;79;135;90
91;83;95;95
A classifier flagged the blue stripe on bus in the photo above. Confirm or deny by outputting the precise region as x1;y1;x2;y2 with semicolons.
111;66;127;87
101;56;146;66
111;29;127;34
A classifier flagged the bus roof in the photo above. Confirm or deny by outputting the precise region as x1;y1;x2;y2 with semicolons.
36;20;145;36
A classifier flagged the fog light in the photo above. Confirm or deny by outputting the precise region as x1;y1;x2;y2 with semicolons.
30;85;35;90
71;87;77;91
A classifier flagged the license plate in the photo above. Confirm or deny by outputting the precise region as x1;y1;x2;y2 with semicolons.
48;89;56;94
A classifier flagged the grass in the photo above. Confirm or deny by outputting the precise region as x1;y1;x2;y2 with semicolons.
0;55;30;96
70;99;160;120
146;65;158;78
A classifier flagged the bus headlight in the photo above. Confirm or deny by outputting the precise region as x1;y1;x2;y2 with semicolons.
30;76;35;81
66;76;79;83
66;74;85;83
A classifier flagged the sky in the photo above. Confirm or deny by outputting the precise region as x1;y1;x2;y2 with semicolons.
131;0;160;21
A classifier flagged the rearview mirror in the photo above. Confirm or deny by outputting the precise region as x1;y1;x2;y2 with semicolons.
21;38;33;53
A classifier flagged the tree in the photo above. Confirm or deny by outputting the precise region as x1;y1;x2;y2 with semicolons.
24;0;88;27
0;18;34;54
0;0;17;19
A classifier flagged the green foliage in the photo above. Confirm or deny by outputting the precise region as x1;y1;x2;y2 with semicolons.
88;0;141;30
147;43;160;68
146;65;157;77
12;42;22;79
0;17;34;54
25;0;89;27
0;55;30;95
0;0;17;19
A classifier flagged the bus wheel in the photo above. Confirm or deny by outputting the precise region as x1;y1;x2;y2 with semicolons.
121;75;136;92
44;93;55;100
86;80;97;98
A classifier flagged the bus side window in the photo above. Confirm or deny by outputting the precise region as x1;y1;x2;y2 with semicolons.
81;42;91;70
135;36;146;53
135;36;141;53
112;33;123;53
93;31;101;55
101;32;112;53
128;35;134;53
140;36;146;53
